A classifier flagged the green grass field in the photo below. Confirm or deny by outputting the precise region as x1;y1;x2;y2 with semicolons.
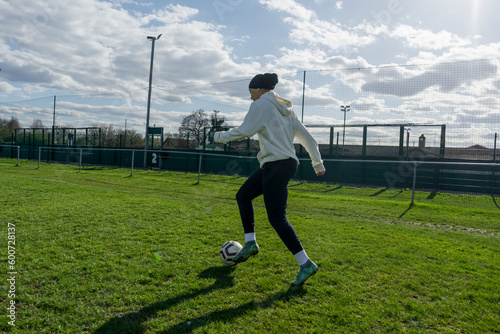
1;159;499;333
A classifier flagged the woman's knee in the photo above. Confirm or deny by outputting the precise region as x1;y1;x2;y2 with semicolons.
236;188;249;204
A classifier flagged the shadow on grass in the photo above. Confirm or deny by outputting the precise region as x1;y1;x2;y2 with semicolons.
368;188;404;199
389;189;405;198
398;203;414;218
320;185;343;193
160;286;306;334
80;166;120;171
427;190;438;200
93;266;306;334
288;182;305;188
370;188;387;197
289;182;344;193
93;266;235;334
492;194;500;210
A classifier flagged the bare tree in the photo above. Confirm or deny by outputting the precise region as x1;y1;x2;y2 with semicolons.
178;110;228;144
0;117;20;142
0;118;10;142
90;123;144;148
93;124;118;147
178;109;211;144
116;128;144;148
30;119;44;128
7;117;20;133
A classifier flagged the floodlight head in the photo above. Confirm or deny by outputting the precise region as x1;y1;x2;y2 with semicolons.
147;34;162;41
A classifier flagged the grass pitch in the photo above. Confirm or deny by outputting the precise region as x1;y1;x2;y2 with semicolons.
1;159;499;333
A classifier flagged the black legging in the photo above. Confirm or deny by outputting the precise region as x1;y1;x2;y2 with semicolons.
235;158;303;255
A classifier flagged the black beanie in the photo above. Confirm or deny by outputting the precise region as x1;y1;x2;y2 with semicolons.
248;73;279;90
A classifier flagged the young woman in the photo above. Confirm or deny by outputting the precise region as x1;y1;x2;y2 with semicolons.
214;73;326;286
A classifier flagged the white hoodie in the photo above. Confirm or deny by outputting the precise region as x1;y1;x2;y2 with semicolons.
214;91;325;174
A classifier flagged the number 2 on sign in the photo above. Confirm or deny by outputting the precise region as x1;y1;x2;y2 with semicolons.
152;153;157;164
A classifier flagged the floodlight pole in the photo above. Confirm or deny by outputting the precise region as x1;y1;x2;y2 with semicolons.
52;95;56;145
494;132;498;162
144;33;162;167
341;105;350;155
124;119;127;147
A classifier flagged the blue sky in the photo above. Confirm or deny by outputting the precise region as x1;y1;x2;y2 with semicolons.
1;0;500;146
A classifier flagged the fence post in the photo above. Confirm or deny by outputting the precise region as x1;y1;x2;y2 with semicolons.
38;147;41;169
329;127;334;156
130;150;135;176
494;133;497;162
411;162;418;205
28;133;31;161
197;153;203;184
79;148;83;172
439;125;446;160
362;125;367;159
492;133;497;195
336;132;339;158
16;146;20;167
398;126;405;159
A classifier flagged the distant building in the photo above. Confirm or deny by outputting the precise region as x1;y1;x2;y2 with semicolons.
467;144;488;150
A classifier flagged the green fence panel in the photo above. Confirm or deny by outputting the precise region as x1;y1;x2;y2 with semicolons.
8;145;498;195
157;151;195;173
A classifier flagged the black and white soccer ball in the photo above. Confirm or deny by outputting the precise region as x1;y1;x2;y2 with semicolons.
220;241;242;266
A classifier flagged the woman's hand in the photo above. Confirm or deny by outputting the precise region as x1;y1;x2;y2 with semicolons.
316;170;326;176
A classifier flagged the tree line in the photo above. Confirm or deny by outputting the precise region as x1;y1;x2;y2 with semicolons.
0;117;20;143
1;109;227;148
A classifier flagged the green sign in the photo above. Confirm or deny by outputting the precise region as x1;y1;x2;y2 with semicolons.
148;127;163;135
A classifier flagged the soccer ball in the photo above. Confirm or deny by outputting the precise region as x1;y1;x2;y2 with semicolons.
220;241;242;266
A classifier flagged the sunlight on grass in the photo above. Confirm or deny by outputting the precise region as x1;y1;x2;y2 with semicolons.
1;159;499;333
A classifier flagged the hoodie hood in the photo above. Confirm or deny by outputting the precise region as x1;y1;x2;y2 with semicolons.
261;91;293;117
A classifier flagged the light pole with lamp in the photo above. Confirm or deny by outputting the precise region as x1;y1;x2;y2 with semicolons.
341;105;350;155
144;33;162;167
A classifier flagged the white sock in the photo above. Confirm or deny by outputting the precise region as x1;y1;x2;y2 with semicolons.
294;250;310;266
244;233;256;244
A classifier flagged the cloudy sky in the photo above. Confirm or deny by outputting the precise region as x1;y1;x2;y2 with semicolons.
1;0;499;146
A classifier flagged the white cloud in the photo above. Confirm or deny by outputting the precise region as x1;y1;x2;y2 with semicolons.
0;0;260;100
258;0;317;22
351;97;384;114
113;0;153;7
137;4;199;25
0;82;20;95
361;59;498;97
286;18;377;51
390;24;471;50
258;1;379;52
1;0;499;142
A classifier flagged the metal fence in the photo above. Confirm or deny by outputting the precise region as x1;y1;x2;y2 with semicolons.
3;145;498;197
2;59;500;161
